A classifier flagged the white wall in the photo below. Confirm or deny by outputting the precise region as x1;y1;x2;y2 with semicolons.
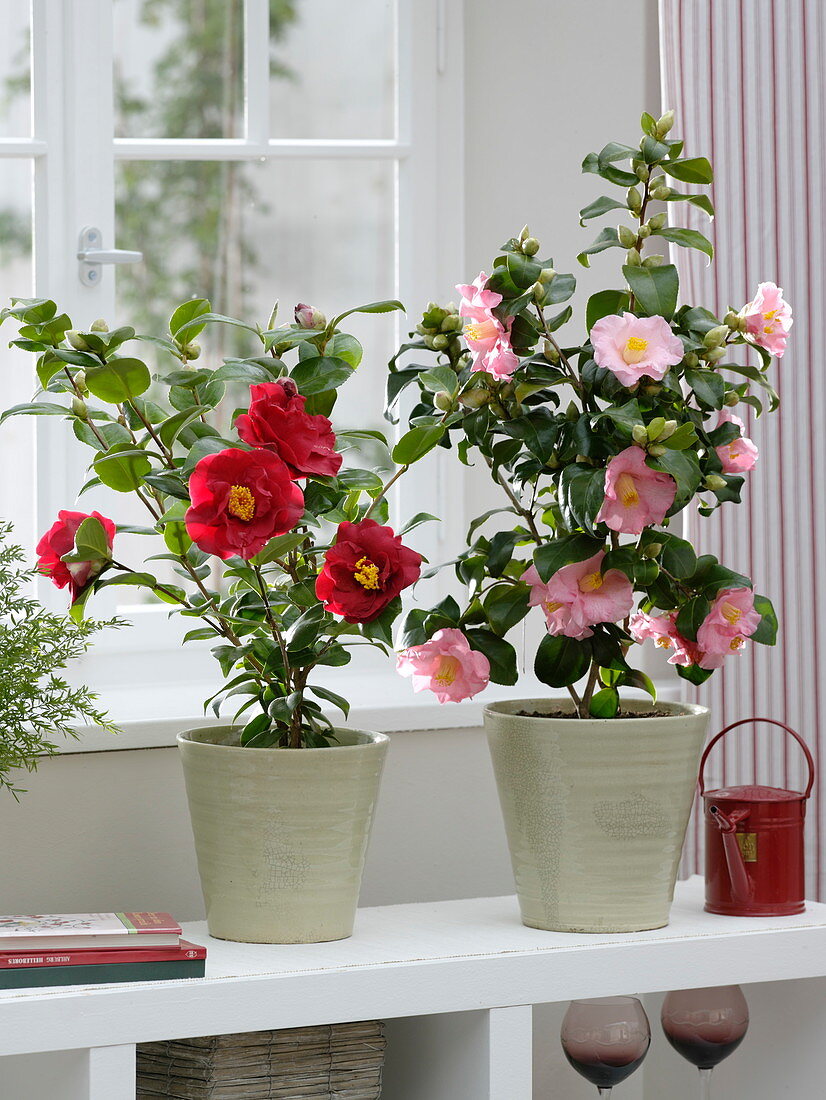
0;2;661;1095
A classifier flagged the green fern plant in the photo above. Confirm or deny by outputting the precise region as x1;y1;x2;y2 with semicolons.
0;523;118;797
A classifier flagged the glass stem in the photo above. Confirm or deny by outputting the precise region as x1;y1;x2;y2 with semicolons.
698;1067;713;1100
598;1091;612;1099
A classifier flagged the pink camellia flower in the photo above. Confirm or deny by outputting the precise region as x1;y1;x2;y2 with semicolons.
597;446;677;535
456;271;519;380
590;311;684;387
696;587;762;670
522;550;634;640
630;610;697;667
396;627;490;703
740;282;792;358
714;409;758;474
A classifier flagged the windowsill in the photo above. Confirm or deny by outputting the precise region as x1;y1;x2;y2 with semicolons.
63;670;683;753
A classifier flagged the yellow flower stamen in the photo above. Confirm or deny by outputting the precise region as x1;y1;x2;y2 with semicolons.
464;318;499;343
353;556;381;590
434;655;460;685
616;472;639;508
543;600;564;615
227;484;256;522
656;636;673;649
579;571;604;593
730;635;745;651
721;600;742;626
622;335;649;365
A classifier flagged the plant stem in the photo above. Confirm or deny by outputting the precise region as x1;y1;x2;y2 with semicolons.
566;683;582;709
580;660;601;718
483;455;542;542
364;464;409;521
251;563;291;688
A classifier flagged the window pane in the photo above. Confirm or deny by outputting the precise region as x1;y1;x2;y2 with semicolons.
271;0;396;139
0;2;31;137
115;157;397;436
114;0;244;139
0;159;34;549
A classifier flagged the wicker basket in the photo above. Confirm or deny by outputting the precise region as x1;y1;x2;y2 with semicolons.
136;1021;385;1099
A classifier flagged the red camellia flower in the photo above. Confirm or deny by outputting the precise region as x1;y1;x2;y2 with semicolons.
315;518;422;623
235;381;343;479
36;509;116;603
185;447;304;560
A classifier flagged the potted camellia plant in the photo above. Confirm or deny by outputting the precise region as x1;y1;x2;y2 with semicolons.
1;295;424;944
386;111;784;933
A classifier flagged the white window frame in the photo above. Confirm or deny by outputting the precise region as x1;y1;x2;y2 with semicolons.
2;0;515;751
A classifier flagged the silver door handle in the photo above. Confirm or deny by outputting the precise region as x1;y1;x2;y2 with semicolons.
78;226;143;286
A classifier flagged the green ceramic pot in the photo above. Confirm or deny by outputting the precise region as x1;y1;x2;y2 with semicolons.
178;726;388;944
484;699;709;933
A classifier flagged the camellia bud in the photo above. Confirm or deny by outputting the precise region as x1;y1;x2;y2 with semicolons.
648;443;667;457
522;236;540;256
705;346;726;363
90;318;109;333
648;211;667;231
635;164;650;182
643;542;663;559
294;302;326;330
565;401;579;421
432;334;449;350
71;396;87;418
650;180;673;201
704;474;727;491
641;382;662;397
459;388;490;409
703;324;729;348
626;248;642;267
683;351;700;369
73;370;87;393
183;341;201;359
543;339;560;364
626;186;643;213
519;224;530;243
638;224;652;239
489;400;507;418
632;424;648;445
532;281;545;301
647;416;666;441
656;109;675;137
538;266;556;284
422;335;436;349
618;225;637;248
723;310;740;329
642;255;665;268
434;391;453;411
66;330;89;351
724;390;740;407
440;314;462;332
500;382;515;400
658;419;678;441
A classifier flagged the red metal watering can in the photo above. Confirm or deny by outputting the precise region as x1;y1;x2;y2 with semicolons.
700;718;815;917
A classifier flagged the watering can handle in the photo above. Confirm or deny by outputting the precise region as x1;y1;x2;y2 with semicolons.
699;718;815;799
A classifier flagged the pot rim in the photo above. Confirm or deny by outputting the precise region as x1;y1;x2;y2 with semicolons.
484;698;709;725
177;725;389;753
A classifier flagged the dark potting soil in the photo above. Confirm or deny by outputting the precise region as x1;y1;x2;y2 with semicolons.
515;709;676;719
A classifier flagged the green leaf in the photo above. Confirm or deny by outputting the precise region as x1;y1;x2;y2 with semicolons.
251;530;307;565
579;195;626;225
169;298;210;340
93;444;152;492
392;423;445;464
399;511;438;536
685;369;724;409
533;533;604;582
648;448;702;506
624;667;657;700
586;289;630;331
751;594;778;645
419;365;459;394
655;226;714;262
212;360;280;385
663;157;714;184
174;311;260;339
329;299;404;328
307;684;350;718
640;136;670;163
466;628;518;686
601;546;638;579
558;465;606;534
677;663;714;685
543;272;577;305
534;633;591;688
641;111;657;136
326;332;363;369
85;358;151;403
62;516;111;563
290;355;353;395
589;687;619;717
0;401;70;425
661;421;698;450
664;191;716;218
660;534;697;579
286;603;326;650
159;407;209;447
143;472;190;501
718;362;779;412
675;595;711;642
483;583;531;635
577;227;621;268
592;398;644;434
622;264;679;320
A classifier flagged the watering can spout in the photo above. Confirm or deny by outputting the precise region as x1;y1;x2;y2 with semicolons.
709;805;752;904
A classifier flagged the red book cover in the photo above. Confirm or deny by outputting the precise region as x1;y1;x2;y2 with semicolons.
0;939;206;970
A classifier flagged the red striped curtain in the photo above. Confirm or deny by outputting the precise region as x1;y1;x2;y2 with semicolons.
660;0;825;896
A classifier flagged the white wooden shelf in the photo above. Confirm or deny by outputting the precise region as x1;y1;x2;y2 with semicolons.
3;877;826;1099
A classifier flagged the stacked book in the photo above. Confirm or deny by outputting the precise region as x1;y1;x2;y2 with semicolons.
0;913;206;989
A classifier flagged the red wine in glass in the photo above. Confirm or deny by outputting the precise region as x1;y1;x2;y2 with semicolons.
661;985;749;1099
561;997;651;1098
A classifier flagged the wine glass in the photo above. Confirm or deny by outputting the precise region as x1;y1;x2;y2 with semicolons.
561;996;651;1097
661;985;749;1099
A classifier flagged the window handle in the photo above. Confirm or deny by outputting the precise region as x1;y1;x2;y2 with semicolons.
77;226;143;286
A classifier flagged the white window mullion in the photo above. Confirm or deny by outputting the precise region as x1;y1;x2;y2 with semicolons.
244;0;271;150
